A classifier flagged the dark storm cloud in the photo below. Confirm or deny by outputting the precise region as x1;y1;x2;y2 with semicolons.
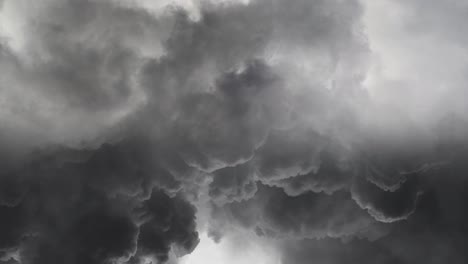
268;146;352;196
351;173;422;223
207;118;468;264
131;191;199;263
279;130;468;264
254;127;327;181
164;60;279;172
2;0;468;263
0;138;199;264
212;184;386;240
0;4;200;262
209;162;258;206
1;0;372;262
281;238;403;264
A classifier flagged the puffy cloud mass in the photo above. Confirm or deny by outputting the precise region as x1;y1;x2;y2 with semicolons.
1;0;468;263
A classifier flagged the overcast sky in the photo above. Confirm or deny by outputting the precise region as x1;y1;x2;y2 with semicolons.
1;0;468;263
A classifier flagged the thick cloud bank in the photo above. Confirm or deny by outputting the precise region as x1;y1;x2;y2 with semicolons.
1;0;468;263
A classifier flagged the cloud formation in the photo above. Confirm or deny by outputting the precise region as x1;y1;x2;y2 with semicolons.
1;0;468;263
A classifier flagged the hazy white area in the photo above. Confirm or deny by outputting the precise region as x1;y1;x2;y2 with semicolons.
361;0;468;126
179;232;281;264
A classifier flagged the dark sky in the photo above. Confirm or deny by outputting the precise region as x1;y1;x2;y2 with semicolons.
1;0;468;263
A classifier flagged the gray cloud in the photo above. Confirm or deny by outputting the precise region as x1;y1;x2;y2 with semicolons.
211;184;387;240
209;162;258;206
2;0;468;263
0;139;199;264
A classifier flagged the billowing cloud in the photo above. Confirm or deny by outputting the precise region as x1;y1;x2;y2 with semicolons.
2;0;468;263
0;139;199;264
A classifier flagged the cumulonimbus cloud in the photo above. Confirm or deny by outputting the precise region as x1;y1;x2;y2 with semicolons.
2;0;468;264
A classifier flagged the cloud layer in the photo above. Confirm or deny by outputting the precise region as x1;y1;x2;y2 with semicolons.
1;0;468;263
